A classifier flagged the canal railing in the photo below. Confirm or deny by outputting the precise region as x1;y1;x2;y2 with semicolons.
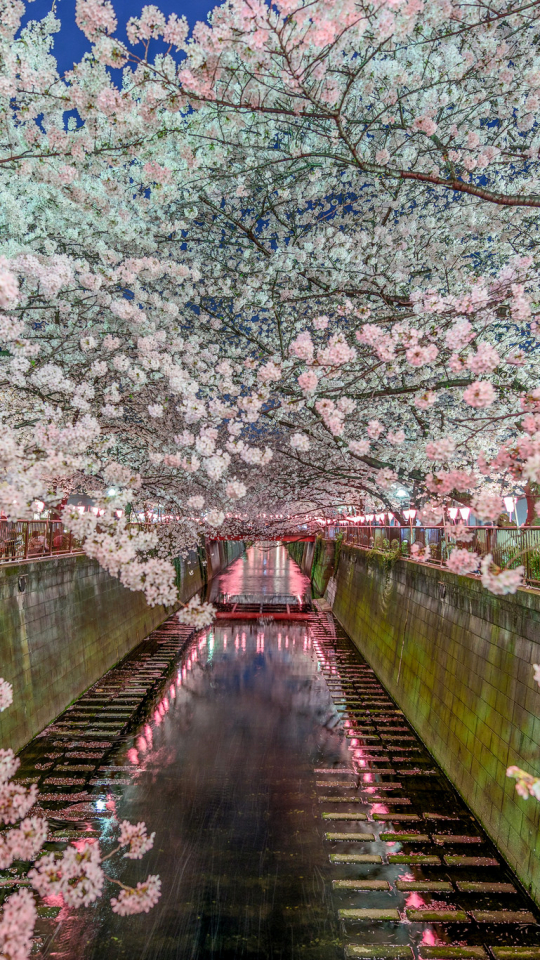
4;518;540;590
324;523;540;588
0;519;160;565
0;520;84;563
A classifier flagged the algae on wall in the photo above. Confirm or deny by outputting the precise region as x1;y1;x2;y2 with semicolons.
311;536;336;597
286;537;335;596
1;540;246;754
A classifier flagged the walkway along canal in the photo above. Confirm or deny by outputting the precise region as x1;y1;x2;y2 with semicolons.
6;545;540;959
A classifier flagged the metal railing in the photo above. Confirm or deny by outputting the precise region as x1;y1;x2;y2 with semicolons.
324;523;540;588
0;520;84;563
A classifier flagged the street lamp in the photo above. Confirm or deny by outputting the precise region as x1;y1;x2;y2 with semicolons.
459;506;471;524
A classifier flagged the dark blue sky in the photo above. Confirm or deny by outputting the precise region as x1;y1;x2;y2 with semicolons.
21;0;214;73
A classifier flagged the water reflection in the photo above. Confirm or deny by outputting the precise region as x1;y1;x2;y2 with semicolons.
209;543;311;603
23;545;540;960
43;548;344;959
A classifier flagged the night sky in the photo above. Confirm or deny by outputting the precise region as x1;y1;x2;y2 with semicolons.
20;0;215;74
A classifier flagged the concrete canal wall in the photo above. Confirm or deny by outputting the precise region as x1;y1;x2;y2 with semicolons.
0;541;245;753
287;537;334;596
332;542;540;904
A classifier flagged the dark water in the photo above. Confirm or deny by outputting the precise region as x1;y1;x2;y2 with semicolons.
6;546;540;959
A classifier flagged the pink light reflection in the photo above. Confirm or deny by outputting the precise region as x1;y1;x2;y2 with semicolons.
127;748;139;765
421;931;443;946
406;893;426;909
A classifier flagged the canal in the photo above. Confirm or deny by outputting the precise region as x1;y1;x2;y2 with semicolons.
9;545;540;959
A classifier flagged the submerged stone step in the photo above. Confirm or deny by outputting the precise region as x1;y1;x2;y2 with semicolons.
423;812;463;820
314;768;355;774
491;950;540;959
322;812;367;820
44;777;85;785
389;854;441;864
369;798;412;805
339;908;400;921
316;781;357;788
396;880;452;891
333;879;391;891
330;854;382;864
444;856;499;867
325;832;376;842
471;911;537;924
433;835;482;844
361;784;403;791
380;832;430;842
55;764;95;772
372;813;421;821
419;949;487;959
456;882;517;893
345;946;413;959
318;796;362;803
406;908;468;922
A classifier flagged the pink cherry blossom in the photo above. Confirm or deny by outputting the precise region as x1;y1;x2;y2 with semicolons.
0;259;18;310
463;381;496;408
425;439;455;461
289;332;314;362
297;370;318;393
445;548;480;575
467;343;500;375
349;439;370;456
110;874;161;915
480;555;524;595
29;842;104;907
367;420;384;440
0;889;36;960
471;491;504;522
118;821;155;860
290;433;310;452
0;679;13;712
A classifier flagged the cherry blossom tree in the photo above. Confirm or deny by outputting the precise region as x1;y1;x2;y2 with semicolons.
0;679;160;960
0;0;539;601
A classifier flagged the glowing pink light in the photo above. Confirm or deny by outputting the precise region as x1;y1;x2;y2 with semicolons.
406;893;426;909
127;748;139;765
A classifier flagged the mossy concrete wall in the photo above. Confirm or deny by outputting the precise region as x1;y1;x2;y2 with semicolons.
333;543;540;904
288;538;334;597
286;540;315;578
0;541;245;753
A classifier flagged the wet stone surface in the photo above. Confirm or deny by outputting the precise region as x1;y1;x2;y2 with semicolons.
5;545;540;959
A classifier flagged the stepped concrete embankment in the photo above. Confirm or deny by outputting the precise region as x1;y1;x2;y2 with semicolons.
0;541;244;753
330;542;540;903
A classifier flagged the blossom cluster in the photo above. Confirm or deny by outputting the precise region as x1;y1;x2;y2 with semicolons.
0;0;538;601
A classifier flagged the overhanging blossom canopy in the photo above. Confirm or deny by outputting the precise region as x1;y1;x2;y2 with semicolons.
1;0;540;600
